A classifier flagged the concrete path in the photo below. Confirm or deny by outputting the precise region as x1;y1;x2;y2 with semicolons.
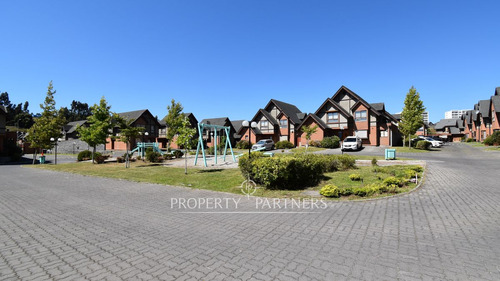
0;143;499;280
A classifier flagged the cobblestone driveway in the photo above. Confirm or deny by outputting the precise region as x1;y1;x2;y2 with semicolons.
1;143;499;280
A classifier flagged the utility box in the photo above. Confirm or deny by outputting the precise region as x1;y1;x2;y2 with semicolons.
385;149;396;160
39;156;46;164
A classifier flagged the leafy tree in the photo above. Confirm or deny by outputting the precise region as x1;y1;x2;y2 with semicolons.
77;97;112;163
0;92;33;128
176;116;197;174
113;115;144;168
399;86;425;147
60;100;92;122
164;99;184;150
301;124;318;150
26;81;66;164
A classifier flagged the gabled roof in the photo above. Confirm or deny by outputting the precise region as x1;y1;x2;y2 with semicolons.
370;103;385;112
265;99;304;125
251;109;278;126
314;98;352;119
449;127;461;135
231;120;244;134
160;112;196;127
200;117;231;127
332;85;373;111
478;99;491;119
495;87;500;96
435;118;461;130
392;113;401;121
492;95;500;113
65;120;87;134
297;113;329;131
118;109;149;123
370;103;399;123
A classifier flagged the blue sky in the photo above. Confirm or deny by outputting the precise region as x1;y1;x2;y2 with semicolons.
1;0;499;123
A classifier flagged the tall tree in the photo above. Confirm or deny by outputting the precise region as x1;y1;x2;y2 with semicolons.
301;125;318;150
399;86;425;146
77;97;113;163
164;99;184;150
26;81;66;163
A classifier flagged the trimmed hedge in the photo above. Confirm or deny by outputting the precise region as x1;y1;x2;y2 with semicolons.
320;136;340;148
238;153;356;189
77;150;102;161
275;140;294;149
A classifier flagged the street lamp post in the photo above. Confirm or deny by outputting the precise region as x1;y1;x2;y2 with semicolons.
73;142;76;155
50;137;61;165
242;121;257;158
141;131;149;158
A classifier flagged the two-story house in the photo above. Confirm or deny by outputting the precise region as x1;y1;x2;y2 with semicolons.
106;109;160;151
199;117;237;147
297;86;400;146
157;113;198;149
238;99;305;146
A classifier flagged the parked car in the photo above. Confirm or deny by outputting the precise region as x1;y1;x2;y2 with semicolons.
423;137;443;147
252;139;275;151
341;136;362;151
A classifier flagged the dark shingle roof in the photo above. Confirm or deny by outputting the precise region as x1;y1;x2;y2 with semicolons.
297;113;328;131
449;127;461;134
200;117;230;127
370;103;385;112
392;113;401;121
478;99;491;119
495;87;500;96
117;109;148;123
435;118;461;130
160;112;195;127
259;109;278;126
492;95;500;113
65;120;87;134
269;99;304;125
231;120;244;134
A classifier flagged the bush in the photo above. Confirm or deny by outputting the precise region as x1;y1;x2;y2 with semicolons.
275;140;294;149
77;150;92;161
339;187;354;196
236;140;252;149
320;136;340;148
146;149;162;163
484;131;500;146
415;140;431;150
309;140;321;147
3;141;23;161
164;154;173;160
117;157;124;163
320;184;340;197
371;158;378;166
239;153;324;189
95;155;106;164
173;150;184;158
349;174;362;181
206;146;215;155
383;176;404;187
466;138;474;143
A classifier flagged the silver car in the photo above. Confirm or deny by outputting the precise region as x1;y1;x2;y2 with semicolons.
252;139;275;151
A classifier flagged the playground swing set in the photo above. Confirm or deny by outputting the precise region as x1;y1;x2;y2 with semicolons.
194;123;236;167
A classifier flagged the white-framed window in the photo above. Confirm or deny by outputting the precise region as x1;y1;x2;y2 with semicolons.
280;119;287;128
260;120;269;129
355;110;367;122
381;130;388;137
327;112;339;123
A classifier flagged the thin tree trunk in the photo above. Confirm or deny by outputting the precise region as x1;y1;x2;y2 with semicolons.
92;146;96;164
32;149;37;165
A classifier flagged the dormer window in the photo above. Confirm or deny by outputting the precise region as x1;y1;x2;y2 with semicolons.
355;110;367;122
327;112;339;123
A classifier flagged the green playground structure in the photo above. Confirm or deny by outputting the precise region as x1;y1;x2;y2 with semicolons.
131;142;165;158
194;123;236;167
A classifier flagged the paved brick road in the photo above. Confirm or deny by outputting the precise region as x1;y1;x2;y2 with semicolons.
1;143;499;280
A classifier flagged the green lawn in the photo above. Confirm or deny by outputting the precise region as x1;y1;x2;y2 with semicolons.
30;160;423;200
463;142;485;147
485;146;500;151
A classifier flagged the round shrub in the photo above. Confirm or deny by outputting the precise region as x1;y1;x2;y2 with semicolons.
173;150;184;158
236;140;251;149
320;136;340;148
146;150;162;163
349;174;362;181
275;140;294;149
383;176;401;186
320;184;340;198
415;140;431;150
339;187;354;196
77;150;92;161
371;158;378;166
